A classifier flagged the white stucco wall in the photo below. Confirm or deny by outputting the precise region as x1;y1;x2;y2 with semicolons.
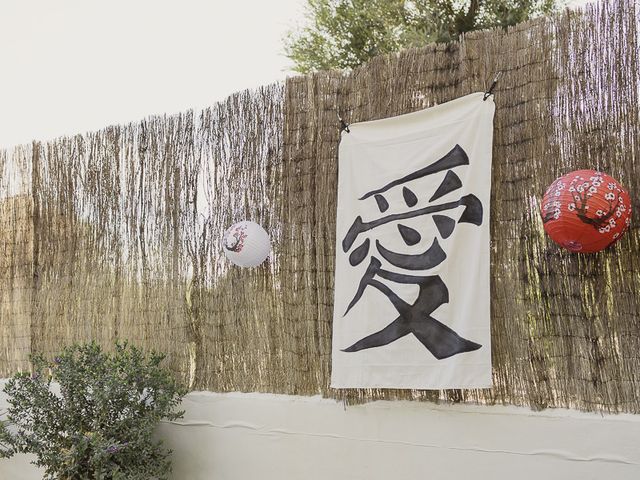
1;387;639;479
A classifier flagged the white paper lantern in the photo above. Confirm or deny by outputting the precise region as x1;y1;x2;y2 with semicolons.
222;220;271;267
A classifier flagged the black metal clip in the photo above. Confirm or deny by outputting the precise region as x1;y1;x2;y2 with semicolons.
483;72;502;101
337;112;350;133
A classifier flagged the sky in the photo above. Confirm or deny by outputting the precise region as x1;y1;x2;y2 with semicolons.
0;0;304;148
0;0;592;148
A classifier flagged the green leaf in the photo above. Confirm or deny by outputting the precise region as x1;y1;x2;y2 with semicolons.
285;0;565;72
0;342;186;479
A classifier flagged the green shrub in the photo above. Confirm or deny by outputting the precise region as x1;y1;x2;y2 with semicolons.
0;342;187;479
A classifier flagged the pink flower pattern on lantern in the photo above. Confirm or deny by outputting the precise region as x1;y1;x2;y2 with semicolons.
224;224;248;253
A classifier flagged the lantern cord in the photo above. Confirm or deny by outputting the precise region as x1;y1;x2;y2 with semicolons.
337;112;351;133
483;72;502;101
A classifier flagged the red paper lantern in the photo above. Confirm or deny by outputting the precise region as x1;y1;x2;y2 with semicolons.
541;170;632;253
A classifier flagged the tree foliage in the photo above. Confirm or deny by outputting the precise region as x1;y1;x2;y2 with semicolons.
286;0;561;73
0;342;186;480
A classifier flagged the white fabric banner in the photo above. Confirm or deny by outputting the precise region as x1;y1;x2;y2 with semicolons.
331;92;495;389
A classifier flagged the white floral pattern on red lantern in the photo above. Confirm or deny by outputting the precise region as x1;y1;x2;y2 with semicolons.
541;170;632;253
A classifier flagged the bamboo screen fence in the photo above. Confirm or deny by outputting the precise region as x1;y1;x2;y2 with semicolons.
1;0;639;413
